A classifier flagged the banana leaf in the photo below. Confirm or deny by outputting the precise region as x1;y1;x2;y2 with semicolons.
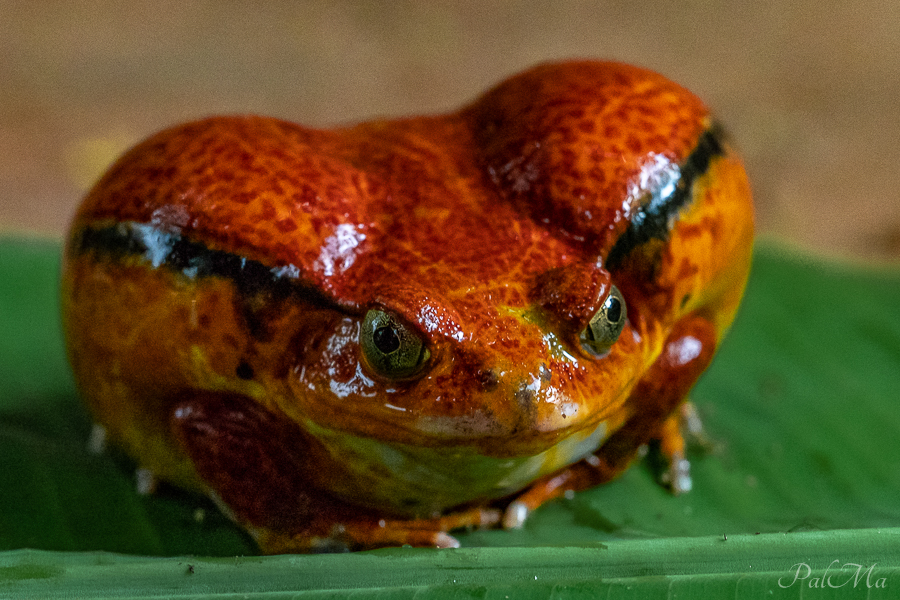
1;236;899;598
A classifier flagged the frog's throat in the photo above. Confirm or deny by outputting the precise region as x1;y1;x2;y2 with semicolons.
302;418;609;516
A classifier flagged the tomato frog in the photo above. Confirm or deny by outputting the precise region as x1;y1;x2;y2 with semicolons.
61;60;754;552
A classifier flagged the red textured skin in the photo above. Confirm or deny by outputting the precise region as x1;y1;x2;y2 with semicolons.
62;60;755;551
73;61;707;309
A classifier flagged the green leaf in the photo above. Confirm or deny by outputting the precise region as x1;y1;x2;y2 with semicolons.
3;530;900;599
1;236;899;597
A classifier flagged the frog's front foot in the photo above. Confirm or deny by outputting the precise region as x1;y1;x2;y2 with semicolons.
654;401;706;494
501;454;623;529
255;507;502;553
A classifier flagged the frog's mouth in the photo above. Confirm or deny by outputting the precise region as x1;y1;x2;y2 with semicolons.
302;415;610;517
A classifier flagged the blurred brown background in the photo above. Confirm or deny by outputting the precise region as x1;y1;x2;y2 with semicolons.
2;0;898;260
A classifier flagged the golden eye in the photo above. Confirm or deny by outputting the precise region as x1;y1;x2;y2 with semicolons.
360;309;430;379
579;285;627;357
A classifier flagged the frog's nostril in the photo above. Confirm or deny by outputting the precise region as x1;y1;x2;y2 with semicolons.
514;385;536;419
477;368;500;392
539;363;552;383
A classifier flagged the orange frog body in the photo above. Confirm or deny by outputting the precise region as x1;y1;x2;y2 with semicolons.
61;61;754;552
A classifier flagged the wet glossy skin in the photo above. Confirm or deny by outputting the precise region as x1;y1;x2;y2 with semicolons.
61;60;754;551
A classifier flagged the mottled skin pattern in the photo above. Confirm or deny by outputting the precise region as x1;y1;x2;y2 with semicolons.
61;61;754;551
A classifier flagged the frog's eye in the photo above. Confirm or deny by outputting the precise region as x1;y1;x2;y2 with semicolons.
360;309;431;379
579;286;627;357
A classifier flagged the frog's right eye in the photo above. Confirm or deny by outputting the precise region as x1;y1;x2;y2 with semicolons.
360;309;430;379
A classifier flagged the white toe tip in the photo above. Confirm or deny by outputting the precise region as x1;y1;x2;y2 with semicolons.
502;501;529;529
134;468;157;495
434;532;461;549
87;424;107;455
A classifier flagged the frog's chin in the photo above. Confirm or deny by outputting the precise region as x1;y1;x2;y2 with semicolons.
302;416;610;516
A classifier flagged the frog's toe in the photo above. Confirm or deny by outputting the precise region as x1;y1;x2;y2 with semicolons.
87;423;107;455
434;532;461;549
659;455;693;494
392;506;501;536
329;521;462;550
679;401;705;441
469;507;503;529
361;507;500;549
502;501;529;529
258;506;500;552
653;402;701;494
134;467;159;495
384;529;461;549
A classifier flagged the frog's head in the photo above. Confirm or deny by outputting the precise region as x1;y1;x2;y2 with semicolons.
280;59;719;457
287;255;646;459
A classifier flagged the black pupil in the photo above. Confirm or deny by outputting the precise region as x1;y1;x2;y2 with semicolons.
605;296;622;323
373;325;401;354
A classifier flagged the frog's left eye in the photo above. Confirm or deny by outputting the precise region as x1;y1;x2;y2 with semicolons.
360;309;431;379
579;286;627;357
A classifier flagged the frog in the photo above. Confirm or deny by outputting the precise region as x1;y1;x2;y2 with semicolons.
61;60;754;552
